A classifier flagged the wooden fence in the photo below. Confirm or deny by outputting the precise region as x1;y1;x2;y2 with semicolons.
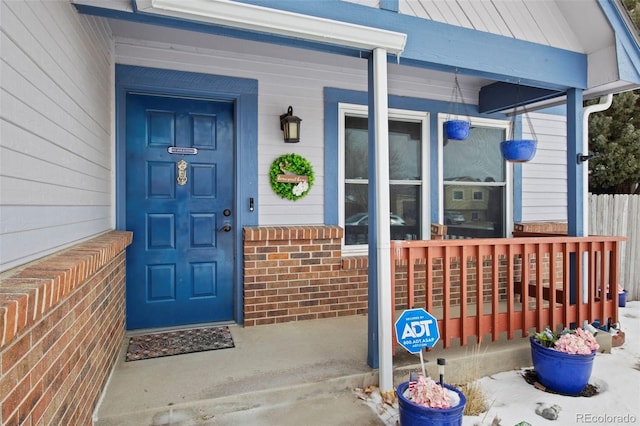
390;236;624;350
590;194;639;301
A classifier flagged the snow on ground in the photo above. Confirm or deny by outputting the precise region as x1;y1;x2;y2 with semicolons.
358;301;640;426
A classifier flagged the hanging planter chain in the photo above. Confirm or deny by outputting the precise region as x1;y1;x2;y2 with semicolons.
445;73;472;140
508;83;538;141
500;82;538;162
447;73;471;121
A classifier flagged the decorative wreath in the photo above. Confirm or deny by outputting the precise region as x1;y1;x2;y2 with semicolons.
269;153;315;201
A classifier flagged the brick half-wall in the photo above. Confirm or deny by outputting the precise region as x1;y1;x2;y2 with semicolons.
0;231;132;425
243;226;369;326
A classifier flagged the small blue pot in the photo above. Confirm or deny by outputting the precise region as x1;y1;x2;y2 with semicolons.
396;381;466;426
530;336;595;395
500;139;537;162
445;120;471;140
619;289;628;307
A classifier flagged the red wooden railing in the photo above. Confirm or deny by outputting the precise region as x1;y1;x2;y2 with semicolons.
390;236;625;350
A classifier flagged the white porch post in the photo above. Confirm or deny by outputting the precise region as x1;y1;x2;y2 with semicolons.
371;47;393;392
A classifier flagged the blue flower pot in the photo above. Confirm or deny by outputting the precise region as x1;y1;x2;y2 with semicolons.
396;381;466;426
619;289;628;307
445;120;471;140
500;139;537;162
530;336;595;395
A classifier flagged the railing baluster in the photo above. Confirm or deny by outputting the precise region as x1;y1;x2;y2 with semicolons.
609;241;620;326
536;243;544;330
506;244;516;340
549;243;559;327
491;244;500;342
475;244;484;343
460;245;468;346
442;246;451;348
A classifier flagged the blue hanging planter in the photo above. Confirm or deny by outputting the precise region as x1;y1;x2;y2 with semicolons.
445;120;471;140
500;139;537;162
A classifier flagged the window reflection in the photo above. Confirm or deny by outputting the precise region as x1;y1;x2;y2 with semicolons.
344;117;423;245
443;125;506;238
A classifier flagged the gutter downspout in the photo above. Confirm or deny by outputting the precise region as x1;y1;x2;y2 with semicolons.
581;94;613;235
580;93;613;303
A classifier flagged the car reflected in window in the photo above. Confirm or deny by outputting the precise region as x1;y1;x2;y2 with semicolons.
345;213;406;226
444;210;465;225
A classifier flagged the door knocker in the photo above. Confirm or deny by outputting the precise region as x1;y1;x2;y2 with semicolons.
177;159;187;186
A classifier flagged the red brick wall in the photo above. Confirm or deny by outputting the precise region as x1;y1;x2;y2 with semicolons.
243;226;369;326
0;231;132;425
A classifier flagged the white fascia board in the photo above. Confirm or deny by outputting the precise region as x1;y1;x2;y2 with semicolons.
134;0;406;55
72;0;133;12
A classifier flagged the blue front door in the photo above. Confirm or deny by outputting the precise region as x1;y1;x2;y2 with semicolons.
125;93;234;329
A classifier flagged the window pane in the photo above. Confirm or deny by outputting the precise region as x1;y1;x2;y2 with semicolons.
345;118;422;180
345;183;368;245
344;183;422;245
390;184;421;240
389;121;421;180
345;117;368;179
444;184;504;238
443;126;506;182
344;114;425;245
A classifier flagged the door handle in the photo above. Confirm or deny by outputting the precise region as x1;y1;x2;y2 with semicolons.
218;223;231;232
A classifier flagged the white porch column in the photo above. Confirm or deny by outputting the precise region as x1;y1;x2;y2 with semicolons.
371;47;393;392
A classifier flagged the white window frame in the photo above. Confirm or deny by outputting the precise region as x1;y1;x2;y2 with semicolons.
437;113;513;236
339;103;430;255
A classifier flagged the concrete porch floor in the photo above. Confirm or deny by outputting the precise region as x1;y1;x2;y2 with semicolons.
94;315;531;425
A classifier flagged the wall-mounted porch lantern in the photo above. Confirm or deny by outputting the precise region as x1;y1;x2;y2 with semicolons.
280;106;302;143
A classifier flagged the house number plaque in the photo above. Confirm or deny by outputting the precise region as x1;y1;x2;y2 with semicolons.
168;146;198;155
177;160;187;186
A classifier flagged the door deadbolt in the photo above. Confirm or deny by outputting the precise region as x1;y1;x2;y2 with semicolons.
223;209;232;217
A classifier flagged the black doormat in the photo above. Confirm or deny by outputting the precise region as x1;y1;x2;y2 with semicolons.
125;326;234;361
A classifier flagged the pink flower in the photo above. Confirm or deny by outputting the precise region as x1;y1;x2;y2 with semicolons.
408;375;452;408
553;328;599;355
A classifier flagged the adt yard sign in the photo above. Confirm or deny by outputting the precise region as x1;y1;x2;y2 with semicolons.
394;308;440;353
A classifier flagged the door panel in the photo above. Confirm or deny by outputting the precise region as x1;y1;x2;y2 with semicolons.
125;93;234;329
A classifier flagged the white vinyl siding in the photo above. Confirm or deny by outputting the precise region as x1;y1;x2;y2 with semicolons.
0;1;114;271
521;112;568;222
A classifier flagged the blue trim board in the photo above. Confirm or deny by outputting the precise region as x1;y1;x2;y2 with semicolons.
566;88;585;237
479;83;563;114
115;64;258;324
235;0;586;90
77;1;587;91
380;0;399;12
